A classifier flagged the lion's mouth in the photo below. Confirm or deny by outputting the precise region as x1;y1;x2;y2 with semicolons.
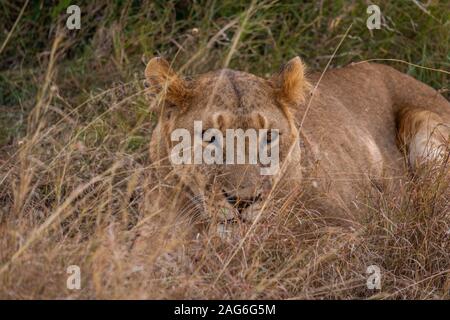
184;184;265;226
223;190;262;213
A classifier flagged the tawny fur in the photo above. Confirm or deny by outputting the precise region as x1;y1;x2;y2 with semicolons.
144;57;450;224
397;108;450;167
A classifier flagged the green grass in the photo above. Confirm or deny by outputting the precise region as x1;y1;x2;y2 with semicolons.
0;1;448;148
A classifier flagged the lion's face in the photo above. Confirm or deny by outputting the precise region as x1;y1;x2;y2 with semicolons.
146;57;309;223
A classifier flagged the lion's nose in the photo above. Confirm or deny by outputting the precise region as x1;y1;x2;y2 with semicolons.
224;192;238;205
223;190;261;214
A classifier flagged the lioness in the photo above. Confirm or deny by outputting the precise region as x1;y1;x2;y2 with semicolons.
144;57;450;228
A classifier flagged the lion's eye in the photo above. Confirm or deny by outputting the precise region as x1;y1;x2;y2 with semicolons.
266;130;278;145
202;130;216;144
266;131;273;144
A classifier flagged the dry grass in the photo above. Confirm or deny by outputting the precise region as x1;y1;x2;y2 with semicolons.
0;0;449;299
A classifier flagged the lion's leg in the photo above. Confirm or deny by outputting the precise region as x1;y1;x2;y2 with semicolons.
397;108;450;169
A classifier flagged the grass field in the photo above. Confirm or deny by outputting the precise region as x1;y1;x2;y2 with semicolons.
0;0;449;299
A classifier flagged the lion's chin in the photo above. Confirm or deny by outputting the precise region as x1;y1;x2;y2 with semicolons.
214;201;266;241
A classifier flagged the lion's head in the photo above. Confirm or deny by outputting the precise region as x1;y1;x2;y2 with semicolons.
145;57;310;224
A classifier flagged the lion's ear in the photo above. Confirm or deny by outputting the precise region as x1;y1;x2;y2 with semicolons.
271;56;310;104
144;57;189;110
